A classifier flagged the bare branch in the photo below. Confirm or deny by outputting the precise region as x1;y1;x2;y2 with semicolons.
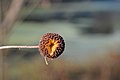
0;0;24;43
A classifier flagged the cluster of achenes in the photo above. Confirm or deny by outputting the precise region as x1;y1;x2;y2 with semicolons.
39;33;65;59
39;33;65;65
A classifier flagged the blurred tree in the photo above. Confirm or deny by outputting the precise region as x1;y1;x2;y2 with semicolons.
41;0;51;8
0;0;24;79
0;0;24;44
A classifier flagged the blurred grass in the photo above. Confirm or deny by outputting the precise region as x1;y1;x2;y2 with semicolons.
6;56;82;80
5;52;120;80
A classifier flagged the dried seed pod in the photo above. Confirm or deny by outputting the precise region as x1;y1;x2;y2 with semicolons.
39;33;65;64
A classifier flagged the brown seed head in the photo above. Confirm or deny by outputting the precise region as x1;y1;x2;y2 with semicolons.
39;33;65;59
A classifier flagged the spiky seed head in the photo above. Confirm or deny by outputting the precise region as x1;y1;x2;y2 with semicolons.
39;33;65;59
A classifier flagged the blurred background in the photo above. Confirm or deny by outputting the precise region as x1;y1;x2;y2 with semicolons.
0;0;120;80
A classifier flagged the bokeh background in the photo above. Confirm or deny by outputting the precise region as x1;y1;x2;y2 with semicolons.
0;0;120;80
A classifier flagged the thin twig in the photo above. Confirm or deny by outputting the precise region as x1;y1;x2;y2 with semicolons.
0;45;39;49
44;57;48;65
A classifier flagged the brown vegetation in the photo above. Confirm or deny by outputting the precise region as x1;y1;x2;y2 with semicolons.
3;50;120;80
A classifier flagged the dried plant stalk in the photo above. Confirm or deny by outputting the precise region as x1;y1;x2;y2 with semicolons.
0;46;39;49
